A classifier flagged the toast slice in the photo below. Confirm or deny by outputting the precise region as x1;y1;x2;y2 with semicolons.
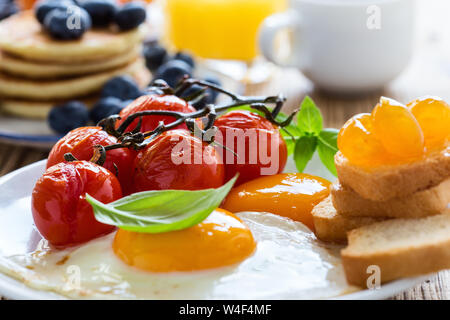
341;211;450;287
311;196;386;243
331;179;450;219
335;147;450;201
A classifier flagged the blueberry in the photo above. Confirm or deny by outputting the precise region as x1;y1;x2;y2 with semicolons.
203;76;221;104
0;0;18;21
44;6;92;40
48;101;89;134
79;0;117;27
142;86;164;96
174;52;195;68
114;2;146;31
89;97;124;124
143;43;167;71
155;59;192;88
101;75;143;100
34;0;74;24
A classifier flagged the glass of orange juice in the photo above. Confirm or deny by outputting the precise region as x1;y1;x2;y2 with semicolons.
165;0;286;83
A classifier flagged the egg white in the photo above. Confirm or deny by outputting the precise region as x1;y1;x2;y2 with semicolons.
0;198;354;299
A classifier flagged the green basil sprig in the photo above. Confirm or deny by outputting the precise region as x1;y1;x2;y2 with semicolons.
293;97;339;176
86;176;237;234
316;128;339;176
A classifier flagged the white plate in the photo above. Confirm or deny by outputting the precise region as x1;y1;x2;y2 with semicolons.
0;159;431;300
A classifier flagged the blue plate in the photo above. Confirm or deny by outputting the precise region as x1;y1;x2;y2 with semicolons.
0;116;61;149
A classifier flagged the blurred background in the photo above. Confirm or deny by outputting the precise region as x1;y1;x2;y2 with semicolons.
0;0;449;132
1;0;449;131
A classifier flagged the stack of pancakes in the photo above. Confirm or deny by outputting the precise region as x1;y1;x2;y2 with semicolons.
0;11;151;119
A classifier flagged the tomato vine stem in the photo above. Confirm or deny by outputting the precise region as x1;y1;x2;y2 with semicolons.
97;77;298;152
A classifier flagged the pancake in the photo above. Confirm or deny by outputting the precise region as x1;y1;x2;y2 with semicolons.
0;68;151;119
0;96;99;119
0;58;148;100
0;46;142;79
0;11;145;63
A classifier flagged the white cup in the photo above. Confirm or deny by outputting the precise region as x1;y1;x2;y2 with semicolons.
259;0;415;93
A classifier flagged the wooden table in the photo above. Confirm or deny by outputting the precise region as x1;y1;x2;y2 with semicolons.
1;0;449;301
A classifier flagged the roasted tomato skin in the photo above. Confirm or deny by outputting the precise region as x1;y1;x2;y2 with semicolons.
214;110;288;186
47;127;135;195
133;129;224;192
118;95;196;133
32;161;122;248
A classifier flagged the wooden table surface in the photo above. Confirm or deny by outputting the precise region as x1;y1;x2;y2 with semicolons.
1;0;449;300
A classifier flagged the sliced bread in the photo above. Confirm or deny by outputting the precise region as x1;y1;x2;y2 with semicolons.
341;211;450;287
331;179;450;219
311;196;386;243
334;148;450;201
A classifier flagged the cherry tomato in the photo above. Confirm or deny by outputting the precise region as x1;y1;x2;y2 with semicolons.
117;95;196;133
47;127;135;195
133;129;224;192
32;161;122;247
214;110;287;185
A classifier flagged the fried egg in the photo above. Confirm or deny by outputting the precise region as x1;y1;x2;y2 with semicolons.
0;196;354;299
113;209;256;273
222;173;331;230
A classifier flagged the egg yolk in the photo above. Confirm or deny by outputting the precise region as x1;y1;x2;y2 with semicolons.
221;173;331;230
112;209;255;272
338;96;449;168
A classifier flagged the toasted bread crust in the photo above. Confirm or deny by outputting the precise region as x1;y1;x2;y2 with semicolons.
311;196;385;243
335;149;450;201
342;241;450;287
342;232;450;288
331;179;450;218
341;212;450;287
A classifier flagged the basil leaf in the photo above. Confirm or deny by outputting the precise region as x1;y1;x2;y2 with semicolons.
317;128;339;176
294;135;317;173
297;96;323;135
86;176;237;234
282;135;296;155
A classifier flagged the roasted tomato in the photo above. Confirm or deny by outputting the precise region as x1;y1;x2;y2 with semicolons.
47;127;135;195
133;129;224;192
117;95;196;133
214;110;287;185
32;161;122;247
